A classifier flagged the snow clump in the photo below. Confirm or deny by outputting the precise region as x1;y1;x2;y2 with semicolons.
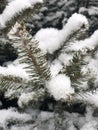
46;74;74;100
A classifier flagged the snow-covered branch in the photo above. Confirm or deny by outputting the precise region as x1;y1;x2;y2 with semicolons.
35;13;89;54
66;30;98;52
0;0;43;35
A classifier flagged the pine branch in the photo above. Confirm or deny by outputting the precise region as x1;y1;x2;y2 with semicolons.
62;51;87;82
18;88;46;108
62;50;97;95
9;23;51;86
51;23;89;61
0;0;43;36
0;74;24;98
0;74;46;100
61;26;89;54
0;0;51;102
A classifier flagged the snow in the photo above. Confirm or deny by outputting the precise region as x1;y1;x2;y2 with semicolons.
29;0;43;5
50;55;73;78
0;101;98;130
58;53;73;66
79;7;98;16
0;0;43;28
80;107;98;130
0;108;32;129
18;92;35;108
46;74;74;100
8;22;22;38
62;13;89;35
35;13;88;54
86;53;98;79
50;60;63;77
77;92;98;107
86;59;98;77
0;60;29;80
80;121;97;130
79;7;88;14
35;27;60;54
66;30;98;52
11;125;35;130
88;7;98;15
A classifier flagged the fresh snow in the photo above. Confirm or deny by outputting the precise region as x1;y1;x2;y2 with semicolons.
86;53;98;76
0;107;97;130
46;74;74;100
50;60;63;77
0;108;32;129
88;7;98;16
58;53;73;66
18;92;35;108
66;30;98;52
35;13;88;54
35;27;61;54
79;7;98;16
0;0;43;28
29;0;43;4
77;92;98;107
80;107;98;130
0;60;29;80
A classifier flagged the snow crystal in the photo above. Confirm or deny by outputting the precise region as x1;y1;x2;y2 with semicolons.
46;74;74;100
35;13;88;54
0;0;43;28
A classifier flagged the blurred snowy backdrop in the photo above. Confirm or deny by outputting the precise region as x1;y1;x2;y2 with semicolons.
27;0;98;35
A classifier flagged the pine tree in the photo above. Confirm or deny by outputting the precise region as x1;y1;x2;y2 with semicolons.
1;0;98;130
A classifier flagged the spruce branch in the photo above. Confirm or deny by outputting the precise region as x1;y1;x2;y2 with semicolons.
62;50;97;95
18;88;46;108
51;22;89;60
0;74;46;100
0;0;43;35
0;74;24;98
9;23;51;86
62;51;87;82
0;0;50;102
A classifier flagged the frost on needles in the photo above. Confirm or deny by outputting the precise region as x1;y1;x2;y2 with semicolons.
1;0;98;129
